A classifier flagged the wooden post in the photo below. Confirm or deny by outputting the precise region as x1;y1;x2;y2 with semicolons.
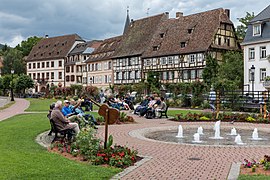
104;109;109;149
263;91;267;119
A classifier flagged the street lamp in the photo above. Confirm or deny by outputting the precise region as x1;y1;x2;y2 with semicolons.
250;65;255;98
10;69;15;101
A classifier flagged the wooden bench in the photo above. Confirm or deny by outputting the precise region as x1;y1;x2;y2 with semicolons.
158;106;169;118
240;103;261;112
47;113;75;143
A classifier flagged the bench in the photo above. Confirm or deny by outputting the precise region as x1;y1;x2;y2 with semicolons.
158;106;169;118
240;103;261;112
47;114;75;143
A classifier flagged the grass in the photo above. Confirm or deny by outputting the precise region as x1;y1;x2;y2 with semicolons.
167;109;202;118
0;101;15;110
238;174;270;180
26;98;99;112
0;113;121;179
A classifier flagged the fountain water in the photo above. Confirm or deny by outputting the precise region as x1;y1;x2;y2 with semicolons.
235;134;244;145
252;128;262;140
197;126;204;135
230;128;237;136
210;120;224;139
192;133;202;143
176;125;184;138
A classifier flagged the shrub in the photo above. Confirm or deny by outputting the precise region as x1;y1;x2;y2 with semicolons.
246;116;256;122
199;116;210;121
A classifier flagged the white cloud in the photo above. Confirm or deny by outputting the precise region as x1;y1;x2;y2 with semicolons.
4;35;25;47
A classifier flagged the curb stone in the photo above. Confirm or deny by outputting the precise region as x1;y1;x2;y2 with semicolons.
227;162;241;180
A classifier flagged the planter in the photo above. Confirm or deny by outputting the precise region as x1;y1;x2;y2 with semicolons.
263;80;270;90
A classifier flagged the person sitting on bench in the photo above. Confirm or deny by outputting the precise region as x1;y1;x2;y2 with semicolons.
50;100;80;135
155;97;167;117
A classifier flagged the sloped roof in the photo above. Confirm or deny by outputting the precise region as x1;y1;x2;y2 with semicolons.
250;5;270;23
113;13;167;58
26;34;84;61
143;8;235;58
69;40;102;55
243;5;270;44
85;35;122;63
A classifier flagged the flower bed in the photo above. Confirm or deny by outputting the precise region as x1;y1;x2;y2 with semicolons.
172;112;270;123
49;127;139;169
241;156;270;176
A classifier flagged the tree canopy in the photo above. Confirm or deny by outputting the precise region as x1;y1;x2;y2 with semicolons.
2;48;25;75
235;12;255;40
15;36;42;57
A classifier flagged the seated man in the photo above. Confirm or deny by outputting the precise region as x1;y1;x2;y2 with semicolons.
50;100;80;134
155;97;167;117
70;99;99;126
134;96;149;115
61;100;86;127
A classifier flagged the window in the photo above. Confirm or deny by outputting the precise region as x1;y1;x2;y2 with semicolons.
46;62;49;68
33;63;36;69
116;72;120;80
249;48;255;60
197;69;203;78
153;46;158;51
46;72;49;79
28;63;31;69
180;42;186;48
260;46;267;59
51;72;54;79
59;72;62;79
51;61;54;67
28;73;31;78
145;59;151;66
42;62;45;68
168;57;173;64
37;63;40;68
59;61;62;67
161;57;167;65
71;66;74;73
218;37;221;45
227;38;230;46
42;73;45;79
160;33;164;38
260;68;266;81
191;70;196;79
71;75;75;82
108;61;112;69
197;54;204;62
188;29;193;34
189;54;196;63
66;76;70;82
253;24;261;36
33;73;36;79
66;66;70;73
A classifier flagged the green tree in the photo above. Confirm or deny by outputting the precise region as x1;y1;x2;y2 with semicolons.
202;54;219;88
217;51;244;90
15;74;34;93
15;36;42;57
236;12;255;40
2;48;25;75
147;71;161;93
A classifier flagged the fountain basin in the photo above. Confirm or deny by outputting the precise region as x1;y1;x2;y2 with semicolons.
141;126;270;147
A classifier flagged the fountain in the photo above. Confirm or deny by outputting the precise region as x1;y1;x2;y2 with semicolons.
235;134;244;145
176;125;184;138
192;133;202;143
230;128;237;136
197;126;204;135
210;120;224;139
252;128;262;140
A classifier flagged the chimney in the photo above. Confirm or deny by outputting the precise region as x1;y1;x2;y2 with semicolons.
165;12;169;19
176;12;183;19
225;9;230;19
45;35;49;38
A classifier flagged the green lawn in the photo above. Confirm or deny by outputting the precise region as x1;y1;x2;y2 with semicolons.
238;174;270;180
26;98;99;112
0;113;120;179
167;109;202;117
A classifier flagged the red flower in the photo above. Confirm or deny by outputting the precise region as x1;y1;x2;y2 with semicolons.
119;152;125;157
104;157;108;161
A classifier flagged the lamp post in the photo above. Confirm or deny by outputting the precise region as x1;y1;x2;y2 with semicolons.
10;69;15;101
250;65;255;98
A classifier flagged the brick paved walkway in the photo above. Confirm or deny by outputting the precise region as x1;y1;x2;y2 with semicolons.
96;114;270;180
0;98;29;121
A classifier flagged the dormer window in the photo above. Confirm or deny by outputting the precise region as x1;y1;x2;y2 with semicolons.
180;42;186;48
153;46;158;51
253;24;261;36
188;29;193;34
160;33;164;38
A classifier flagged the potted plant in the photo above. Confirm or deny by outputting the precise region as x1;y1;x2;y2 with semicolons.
263;76;270;90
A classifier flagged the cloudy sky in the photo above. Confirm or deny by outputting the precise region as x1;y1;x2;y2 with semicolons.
0;0;269;47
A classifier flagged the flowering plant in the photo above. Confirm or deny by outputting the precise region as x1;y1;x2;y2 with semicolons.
243;159;257;168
